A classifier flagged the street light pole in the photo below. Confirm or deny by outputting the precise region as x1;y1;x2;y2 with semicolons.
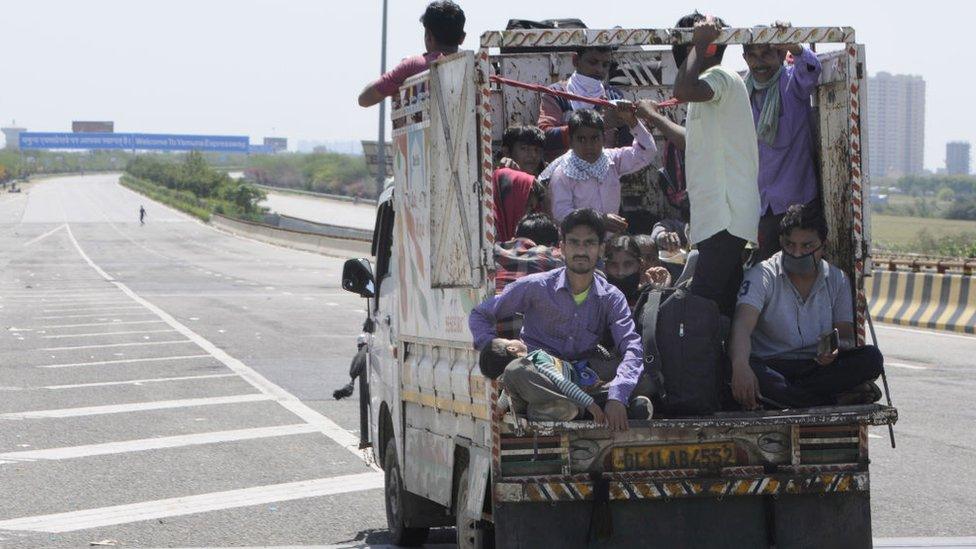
375;0;389;198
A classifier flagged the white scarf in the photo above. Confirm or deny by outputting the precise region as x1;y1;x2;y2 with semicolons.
565;72;606;111
539;150;611;182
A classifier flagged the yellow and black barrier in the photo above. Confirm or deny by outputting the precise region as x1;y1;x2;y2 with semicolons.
867;271;976;334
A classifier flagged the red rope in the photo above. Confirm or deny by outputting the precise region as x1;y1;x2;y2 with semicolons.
489;75;682;109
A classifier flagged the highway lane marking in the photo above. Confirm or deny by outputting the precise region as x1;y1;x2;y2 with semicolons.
37;319;166;329
5;300;134;307
886;361;929;370
21;223;66;247
36;354;212;369
874;537;976;547
39;311;156;320
0;470;383;533
0;288;117;295
39;339;194;351
0;394;272;420
63;223;377;470
42;328;178;339
876;323;976;343
41;373;239;390
0;423;320;462
41;305;145;313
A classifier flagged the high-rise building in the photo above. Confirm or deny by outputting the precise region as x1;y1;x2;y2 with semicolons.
866;72;926;178
946;141;970;176
1;125;26;150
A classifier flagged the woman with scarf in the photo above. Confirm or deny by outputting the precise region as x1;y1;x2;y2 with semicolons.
604;235;672;309
493;125;548;243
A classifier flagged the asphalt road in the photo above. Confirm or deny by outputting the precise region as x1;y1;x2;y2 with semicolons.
0;174;973;547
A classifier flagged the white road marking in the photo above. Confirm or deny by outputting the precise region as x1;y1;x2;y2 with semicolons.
0;471;383;533
42;373;238;390
39;311;155;320
39;319;165;329
0;394;271;420
21;224;66;247
876;323;976;343
41;305;144;313
1;289;117;296
42;328;177;339
874;537;976;547
36;354;211;369
886;361;929;370
868;433;883;439
39;339;193;351
63;223;374;468
0;424;320;462
8;300;133;307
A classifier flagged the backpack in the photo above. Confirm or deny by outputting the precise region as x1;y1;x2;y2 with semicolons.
634;287;728;416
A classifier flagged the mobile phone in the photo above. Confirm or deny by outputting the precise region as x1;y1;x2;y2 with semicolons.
818;329;839;356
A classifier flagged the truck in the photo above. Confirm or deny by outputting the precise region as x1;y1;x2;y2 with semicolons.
340;24;898;548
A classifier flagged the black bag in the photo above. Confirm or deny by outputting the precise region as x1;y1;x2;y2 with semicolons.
635;288;728;416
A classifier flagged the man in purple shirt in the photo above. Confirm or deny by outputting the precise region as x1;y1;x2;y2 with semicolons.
743;27;823;260
469;209;643;431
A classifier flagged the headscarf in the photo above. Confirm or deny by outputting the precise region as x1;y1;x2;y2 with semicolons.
492;167;537;243
745;65;784;146
565;72;606;111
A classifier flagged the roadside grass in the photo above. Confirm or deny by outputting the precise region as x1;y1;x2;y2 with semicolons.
872;213;976;256
120;174;213;222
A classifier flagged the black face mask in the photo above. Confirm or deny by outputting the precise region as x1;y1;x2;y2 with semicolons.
607;272;641;300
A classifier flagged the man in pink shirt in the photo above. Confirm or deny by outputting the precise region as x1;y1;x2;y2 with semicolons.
541;107;658;234
357;1;466;107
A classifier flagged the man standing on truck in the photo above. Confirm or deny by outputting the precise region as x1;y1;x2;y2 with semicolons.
469;208;644;430
672;12;760;318
537;46;634;161
743;23;822;260
728;203;884;409
357;1;466;107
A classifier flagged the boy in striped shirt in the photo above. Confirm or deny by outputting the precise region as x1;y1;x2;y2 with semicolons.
479;338;605;423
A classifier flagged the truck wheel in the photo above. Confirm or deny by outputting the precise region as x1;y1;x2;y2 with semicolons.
455;465;494;549
384;438;429;546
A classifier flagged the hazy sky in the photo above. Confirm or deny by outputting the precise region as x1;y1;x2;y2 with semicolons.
2;1;967;170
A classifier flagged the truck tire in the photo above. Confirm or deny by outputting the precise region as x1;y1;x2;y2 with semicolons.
455;464;494;549
384;438;429;546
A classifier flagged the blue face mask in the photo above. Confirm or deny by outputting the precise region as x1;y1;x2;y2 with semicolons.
782;247;820;275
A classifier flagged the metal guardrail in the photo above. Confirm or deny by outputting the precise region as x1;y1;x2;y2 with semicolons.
872;253;976;276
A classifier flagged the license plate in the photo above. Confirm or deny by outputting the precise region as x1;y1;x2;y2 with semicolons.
611;442;736;471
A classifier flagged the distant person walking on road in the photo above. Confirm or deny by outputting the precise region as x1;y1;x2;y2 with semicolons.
139;205;147;225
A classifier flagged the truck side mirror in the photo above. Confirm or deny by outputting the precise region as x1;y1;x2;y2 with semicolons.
342;258;375;298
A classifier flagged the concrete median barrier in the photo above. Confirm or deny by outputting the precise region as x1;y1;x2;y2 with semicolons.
867;271;976;334
211;214;371;259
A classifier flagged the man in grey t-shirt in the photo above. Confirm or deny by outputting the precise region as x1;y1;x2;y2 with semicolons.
728;204;883;409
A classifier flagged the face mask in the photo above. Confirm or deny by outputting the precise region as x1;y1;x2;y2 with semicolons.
782;248;820;275
607;271;641;300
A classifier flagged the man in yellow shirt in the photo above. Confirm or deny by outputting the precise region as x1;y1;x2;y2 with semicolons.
672;12;761;317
